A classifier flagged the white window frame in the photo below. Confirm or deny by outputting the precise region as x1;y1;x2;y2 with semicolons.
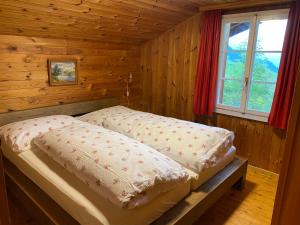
215;9;289;122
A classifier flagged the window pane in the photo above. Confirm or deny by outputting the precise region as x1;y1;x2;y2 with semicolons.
225;52;247;79
219;80;243;107
252;52;281;82
255;19;287;51
247;82;276;112
227;22;250;50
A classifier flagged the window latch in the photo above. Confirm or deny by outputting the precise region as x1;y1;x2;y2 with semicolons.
244;77;249;88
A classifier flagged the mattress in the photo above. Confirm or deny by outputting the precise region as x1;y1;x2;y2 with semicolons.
2;144;191;225
188;146;236;190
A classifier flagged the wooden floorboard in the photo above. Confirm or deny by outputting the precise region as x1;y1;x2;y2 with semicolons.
195;166;279;225
8;165;278;225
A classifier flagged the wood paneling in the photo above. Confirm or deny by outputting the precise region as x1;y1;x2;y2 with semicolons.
0;0;202;44
198;114;287;173
272;64;300;225
0;0;291;44
0;99;119;126
140;14;201;120
274;114;300;225
140;13;286;173
0;34;141;113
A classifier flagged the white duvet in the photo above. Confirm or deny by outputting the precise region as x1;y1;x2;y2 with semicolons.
79;106;235;174
33;122;188;209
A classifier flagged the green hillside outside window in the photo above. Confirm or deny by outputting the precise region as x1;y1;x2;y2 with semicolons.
216;9;288;122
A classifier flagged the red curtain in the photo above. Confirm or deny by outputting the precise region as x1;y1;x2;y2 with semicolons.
268;1;300;129
193;10;222;116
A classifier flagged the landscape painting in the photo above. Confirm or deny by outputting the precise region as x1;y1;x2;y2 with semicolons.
48;60;77;86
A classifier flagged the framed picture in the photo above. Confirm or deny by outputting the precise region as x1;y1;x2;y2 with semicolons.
48;59;78;86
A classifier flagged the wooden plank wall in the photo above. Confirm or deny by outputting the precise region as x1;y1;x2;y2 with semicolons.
140;14;201;120
0;35;141;113
140;13;286;173
272;64;300;225
199;115;286;173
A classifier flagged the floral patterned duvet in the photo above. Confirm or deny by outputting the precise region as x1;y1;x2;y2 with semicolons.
33;121;188;209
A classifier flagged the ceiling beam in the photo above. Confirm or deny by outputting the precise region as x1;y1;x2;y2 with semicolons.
198;0;293;11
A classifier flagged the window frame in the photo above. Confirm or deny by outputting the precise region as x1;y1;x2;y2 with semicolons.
215;9;289;122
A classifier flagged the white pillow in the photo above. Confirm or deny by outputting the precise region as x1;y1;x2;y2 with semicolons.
0;115;79;153
78;105;133;126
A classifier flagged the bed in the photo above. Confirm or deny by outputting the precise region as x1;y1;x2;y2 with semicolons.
0;98;247;225
2;143;191;225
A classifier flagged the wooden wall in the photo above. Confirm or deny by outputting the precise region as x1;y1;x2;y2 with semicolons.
140;13;286;173
0;35;141;112
140;14;201;120
272;64;300;225
199;115;286;173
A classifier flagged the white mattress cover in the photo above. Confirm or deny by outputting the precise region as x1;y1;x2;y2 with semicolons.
2;145;191;225
188;146;236;190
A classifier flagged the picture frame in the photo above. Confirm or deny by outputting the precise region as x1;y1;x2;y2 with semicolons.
48;59;78;86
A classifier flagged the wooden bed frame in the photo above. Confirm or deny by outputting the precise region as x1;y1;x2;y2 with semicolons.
0;98;248;225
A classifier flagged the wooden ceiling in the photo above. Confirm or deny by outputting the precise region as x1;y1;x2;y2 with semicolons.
0;0;292;44
0;0;201;44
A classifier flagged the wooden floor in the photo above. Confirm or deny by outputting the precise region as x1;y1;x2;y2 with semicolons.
8;165;278;225
196;166;278;225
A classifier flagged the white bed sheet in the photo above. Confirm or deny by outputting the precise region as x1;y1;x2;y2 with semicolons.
2;145;191;225
188;146;236;190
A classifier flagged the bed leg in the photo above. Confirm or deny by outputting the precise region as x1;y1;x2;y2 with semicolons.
233;174;246;190
233;159;247;191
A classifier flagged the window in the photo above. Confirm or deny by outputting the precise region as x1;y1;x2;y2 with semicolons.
216;9;288;122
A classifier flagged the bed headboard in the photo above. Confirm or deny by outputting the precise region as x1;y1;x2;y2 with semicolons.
0;97;120;126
